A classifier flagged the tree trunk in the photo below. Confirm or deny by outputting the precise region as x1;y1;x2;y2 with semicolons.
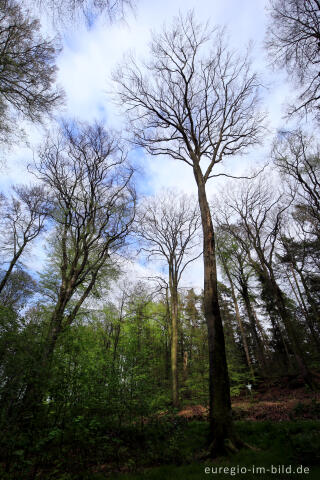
287;268;320;351
267;304;292;369
112;323;121;370
0;246;25;294
169;273;179;408
222;263;254;377
193;166;239;455
240;280;267;373
255;260;313;387
183;350;188;382
271;278;314;387
295;266;320;334
21;281;75;420
21;308;64;417
164;294;171;381
252;307;269;346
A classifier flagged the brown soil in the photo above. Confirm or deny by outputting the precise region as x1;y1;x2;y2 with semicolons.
178;374;320;422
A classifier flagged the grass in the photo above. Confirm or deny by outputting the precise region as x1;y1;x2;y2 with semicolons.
1;418;319;479
113;420;320;480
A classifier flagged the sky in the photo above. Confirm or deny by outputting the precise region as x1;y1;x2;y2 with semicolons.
0;0;298;291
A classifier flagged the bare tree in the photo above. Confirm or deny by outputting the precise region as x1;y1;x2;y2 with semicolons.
278;233;320;350
0;184;50;294
23;121;135;410
33;0;134;26
266;0;320;120
114;12;265;453
216;175;314;386
273;131;320;338
272;130;320;236
216;233;259;378
229;250;269;373
0;0;63;144
135;189;201;407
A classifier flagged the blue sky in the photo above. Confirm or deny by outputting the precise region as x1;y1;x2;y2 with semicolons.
0;0;298;289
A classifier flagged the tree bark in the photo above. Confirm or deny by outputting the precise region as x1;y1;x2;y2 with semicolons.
239;280;267;373
164;288;171;381
183;350;188;383
253;256;314;387
295;266;320;334
193;166;239;455
262;267;314;387
21;280;83;415
222;262;254;377
287;268;320;352
252;307;269;346
0;246;25;294
169;271;179;408
271;278;314;386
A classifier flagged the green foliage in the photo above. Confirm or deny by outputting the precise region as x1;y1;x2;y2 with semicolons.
0;0;62;144
113;421;320;480
0;269;37;309
291;430;320;465
0;273;319;479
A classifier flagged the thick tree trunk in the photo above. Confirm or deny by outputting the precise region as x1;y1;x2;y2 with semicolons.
193;166;239;455
21;280;76;419
21;308;65;417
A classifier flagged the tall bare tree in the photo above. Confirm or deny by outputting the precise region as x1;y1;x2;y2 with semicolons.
114;12;265;453
266;0;320;120
136;189;201;407
216;175;314;386
273;131;320;347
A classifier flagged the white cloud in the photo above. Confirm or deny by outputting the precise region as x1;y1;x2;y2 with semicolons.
0;0;299;289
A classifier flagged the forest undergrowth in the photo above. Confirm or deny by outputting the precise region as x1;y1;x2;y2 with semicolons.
1;376;319;480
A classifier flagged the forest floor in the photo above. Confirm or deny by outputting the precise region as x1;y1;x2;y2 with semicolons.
2;377;320;480
178;374;320;422
113;376;320;480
